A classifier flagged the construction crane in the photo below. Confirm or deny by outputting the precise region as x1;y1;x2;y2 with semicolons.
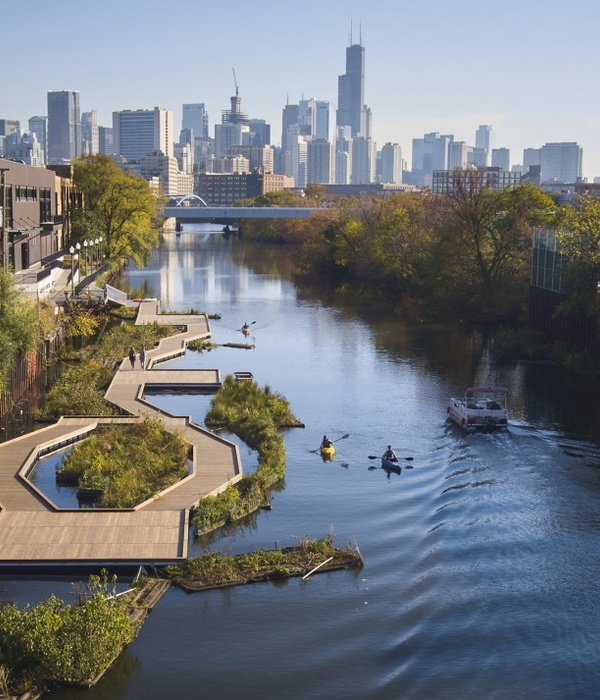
232;68;239;97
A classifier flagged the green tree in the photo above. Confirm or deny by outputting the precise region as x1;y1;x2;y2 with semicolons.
0;268;39;395
72;155;163;267
431;176;555;318
556;196;600;318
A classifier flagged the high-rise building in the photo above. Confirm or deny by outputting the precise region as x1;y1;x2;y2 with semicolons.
448;141;468;170
215;122;247;158
247;119;271;147
539;142;583;183
411;132;453;186
315;101;334;142
307;139;335;184
335;126;352;185
112;107;174;161
182;103;209;140
28;116;47;164
0;119;20;136
281;103;300;154
336;36;370;138
351;136;376;184
98;126;114;156
523;148;541;175
47;90;80;164
380;143;403;184
81;110;99;155
5;132;44;167
474;125;494;167
491;147;510;171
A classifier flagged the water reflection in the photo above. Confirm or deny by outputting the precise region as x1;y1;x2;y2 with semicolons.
22;226;600;699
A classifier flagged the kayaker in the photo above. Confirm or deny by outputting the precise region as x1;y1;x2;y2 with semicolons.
382;445;397;462
321;435;333;448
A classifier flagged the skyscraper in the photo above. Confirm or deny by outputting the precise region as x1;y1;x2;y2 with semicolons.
28;116;47;164
474;125;494;167
47;90;80;164
336;35;369;138
81;111;99;155
112;107;173;161
182;104;209;140
539;142;583;183
380;143;403;184
281;103;299;154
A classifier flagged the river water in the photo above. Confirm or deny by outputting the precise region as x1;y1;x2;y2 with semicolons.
6;225;600;699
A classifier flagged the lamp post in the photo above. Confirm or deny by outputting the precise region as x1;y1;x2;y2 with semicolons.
83;240;89;275
69;246;75;294
94;238;99;272
98;236;103;267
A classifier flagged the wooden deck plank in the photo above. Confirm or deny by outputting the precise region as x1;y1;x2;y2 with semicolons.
0;304;243;565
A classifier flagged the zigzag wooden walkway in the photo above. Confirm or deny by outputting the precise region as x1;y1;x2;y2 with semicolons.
0;302;243;566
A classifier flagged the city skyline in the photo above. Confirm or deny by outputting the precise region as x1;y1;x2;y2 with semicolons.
2;0;599;179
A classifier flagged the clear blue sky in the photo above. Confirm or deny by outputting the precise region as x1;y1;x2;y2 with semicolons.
3;0;599;179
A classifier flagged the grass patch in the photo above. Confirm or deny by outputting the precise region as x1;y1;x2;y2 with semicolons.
56;417;189;508
192;375;302;534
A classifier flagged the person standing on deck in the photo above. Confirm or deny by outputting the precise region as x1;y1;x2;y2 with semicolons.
128;347;136;369
140;347;147;370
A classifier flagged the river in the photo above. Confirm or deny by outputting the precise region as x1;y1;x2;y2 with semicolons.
5;225;600;699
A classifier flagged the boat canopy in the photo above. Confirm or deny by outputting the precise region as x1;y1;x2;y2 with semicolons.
465;386;508;395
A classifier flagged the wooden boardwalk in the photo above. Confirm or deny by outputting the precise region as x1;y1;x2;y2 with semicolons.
0;301;243;566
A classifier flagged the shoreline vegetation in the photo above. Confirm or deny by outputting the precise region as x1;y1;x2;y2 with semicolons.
192;374;304;535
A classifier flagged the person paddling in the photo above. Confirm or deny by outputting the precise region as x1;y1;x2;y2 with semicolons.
321;435;333;448
382;445;398;462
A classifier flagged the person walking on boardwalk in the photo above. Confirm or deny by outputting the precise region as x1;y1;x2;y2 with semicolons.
128;347;136;369
139;346;147;370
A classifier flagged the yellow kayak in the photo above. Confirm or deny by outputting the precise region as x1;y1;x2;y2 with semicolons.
320;445;335;461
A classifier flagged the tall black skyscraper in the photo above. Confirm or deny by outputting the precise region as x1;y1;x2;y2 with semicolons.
336;37;369;138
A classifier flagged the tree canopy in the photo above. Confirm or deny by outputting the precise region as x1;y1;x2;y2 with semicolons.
72;155;163;267
556;196;600;318
0;268;39;394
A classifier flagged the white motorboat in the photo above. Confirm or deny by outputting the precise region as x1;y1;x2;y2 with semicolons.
447;386;508;433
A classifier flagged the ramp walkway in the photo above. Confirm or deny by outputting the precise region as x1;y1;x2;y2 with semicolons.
0;301;243;567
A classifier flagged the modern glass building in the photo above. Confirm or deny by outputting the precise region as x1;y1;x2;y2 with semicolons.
47;90;80;164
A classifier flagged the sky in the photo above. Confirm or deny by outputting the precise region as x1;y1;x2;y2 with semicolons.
2;0;600;179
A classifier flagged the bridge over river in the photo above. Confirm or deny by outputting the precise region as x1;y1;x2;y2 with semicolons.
162;203;322;224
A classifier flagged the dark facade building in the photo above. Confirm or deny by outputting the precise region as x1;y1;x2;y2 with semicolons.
336;42;368;138
0;159;71;274
529;228;600;360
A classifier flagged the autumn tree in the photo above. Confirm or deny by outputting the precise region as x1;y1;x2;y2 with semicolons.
430;175;555;319
72;155;163;267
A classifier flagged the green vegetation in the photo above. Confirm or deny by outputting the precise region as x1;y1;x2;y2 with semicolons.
57;418;189;508
72;154;163;271
160;308;221;319
240;182;557;323
192;375;301;534
0;267;40;396
164;535;362;590
38;320;176;419
0;572;137;694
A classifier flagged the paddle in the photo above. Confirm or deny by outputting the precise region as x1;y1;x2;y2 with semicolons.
368;454;413;461
239;321;256;331
311;433;349;453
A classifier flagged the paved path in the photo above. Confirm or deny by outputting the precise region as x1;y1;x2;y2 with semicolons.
0;302;243;566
